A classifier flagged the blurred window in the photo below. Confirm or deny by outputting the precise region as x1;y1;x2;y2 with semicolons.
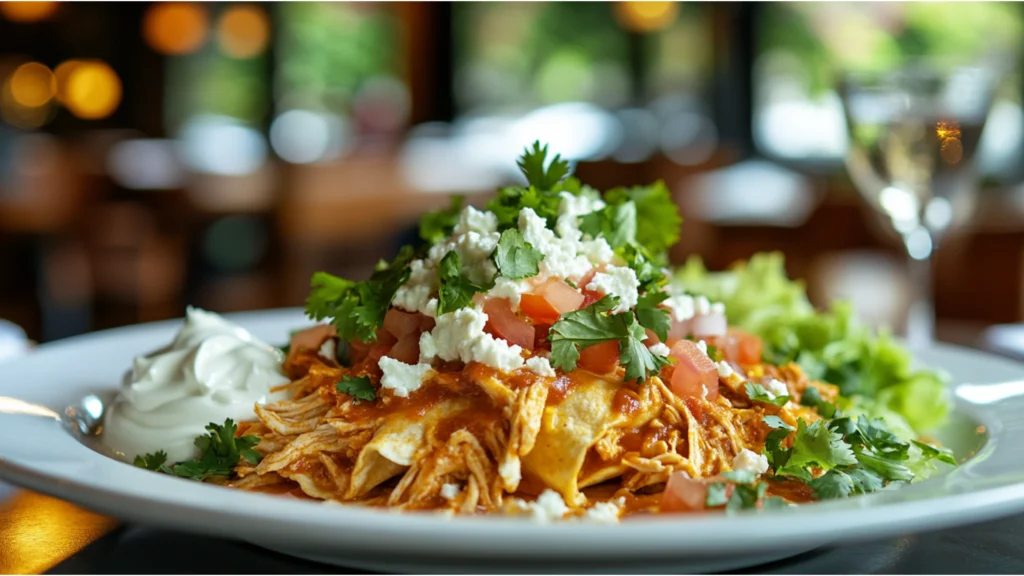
754;2;1024;181
272;2;407;163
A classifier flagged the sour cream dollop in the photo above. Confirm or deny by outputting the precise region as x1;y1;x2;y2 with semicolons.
102;307;290;463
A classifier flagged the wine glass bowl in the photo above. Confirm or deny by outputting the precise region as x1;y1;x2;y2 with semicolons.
837;61;1003;348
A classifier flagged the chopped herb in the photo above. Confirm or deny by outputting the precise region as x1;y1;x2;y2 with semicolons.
705;482;730;507
133;450;168;472
437;250;490;315
138;419;262;481
745;382;791;407
492;228;543;280
517;141;570;190
336;375;376;402
913;440;958;466
635;291;671;342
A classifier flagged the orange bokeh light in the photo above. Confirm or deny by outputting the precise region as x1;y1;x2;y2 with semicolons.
142;2;209;55
615;1;679;33
53;59;82;104
217;4;271;59
0;1;59;23
64;61;122;120
9;62;56;107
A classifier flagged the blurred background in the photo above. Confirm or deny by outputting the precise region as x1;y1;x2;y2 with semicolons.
2;1;1024;345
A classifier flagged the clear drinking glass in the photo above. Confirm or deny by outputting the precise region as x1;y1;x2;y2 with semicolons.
838;62;1002;349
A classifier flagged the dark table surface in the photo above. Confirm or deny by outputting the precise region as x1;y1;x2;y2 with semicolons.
3;321;1024;574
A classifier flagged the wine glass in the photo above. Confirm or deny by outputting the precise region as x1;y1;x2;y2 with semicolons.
837;60;1003;349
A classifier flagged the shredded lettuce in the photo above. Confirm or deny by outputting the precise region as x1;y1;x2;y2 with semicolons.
674;252;951;433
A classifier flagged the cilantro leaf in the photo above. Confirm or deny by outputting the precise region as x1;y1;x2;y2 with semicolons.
605;181;682;257
779;419;857;476
134;450;168;472
705;482;729;507
618;314;671;383
419;195;464;244
636;291;671;342
579;202;637;250
745;382;791;407
336;375;376;402
306;246;416;343
727;482;768;512
721;469;758;485
799;385;838;418
618;244;667;290
492;229;542;280
912;440;958;466
807;469;855;499
517;141;570;190
437;250;489;315
762;415;795;471
487;186;563;230
162;419;262;481
548;296;622;372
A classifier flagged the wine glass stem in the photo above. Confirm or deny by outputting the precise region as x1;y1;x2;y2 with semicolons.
906;253;936;349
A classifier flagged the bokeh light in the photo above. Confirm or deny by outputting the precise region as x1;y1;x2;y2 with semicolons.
64;61;122;119
0;1;58;23
217;4;270;59
0;77;55;129
615;2;679;34
53;59;82;104
9;62;56;107
142;2;209;55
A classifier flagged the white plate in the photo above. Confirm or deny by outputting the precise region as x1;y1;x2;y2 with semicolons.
1;308;1024;573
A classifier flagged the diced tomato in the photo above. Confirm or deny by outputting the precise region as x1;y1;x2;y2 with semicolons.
383;308;423;340
387;333;421;364
578;340;620;374
661;471;709;513
706;328;762;365
286;324;336;360
579;268;599;288
669;339;719;401
483;298;535;351
520;279;584;323
735;330;762;364
533;323;553;351
667;317;691;341
580;287;603;308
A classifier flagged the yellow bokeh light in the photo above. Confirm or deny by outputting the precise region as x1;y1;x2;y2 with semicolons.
64;61;122;119
615;1;679;34
0;1;59;22
217;4;270;59
9;62;56;107
142;2;209;55
53;59;82;104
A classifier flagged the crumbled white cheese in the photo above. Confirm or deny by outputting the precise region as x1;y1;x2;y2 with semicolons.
378;357;433;397
582;500;623;524
440;483;461;501
556;191;606;241
419;306;525;372
696;340;708;355
519;207;594;281
695;295;711;316
710;302;726;316
579;238;615;265
488;277;529;308
530;489;569;523
663;294;696;322
586;266;640;313
732;448;770;476
392;259;437;316
453;205;498;236
318;338;336;362
427;229;500;286
423;298;439;319
717;360;734;378
765;378;789;399
649;342;671;357
701;384;709;399
525;356;556;377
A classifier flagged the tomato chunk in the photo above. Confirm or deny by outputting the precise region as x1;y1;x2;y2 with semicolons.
520;279;584;324
578;340;620;374
386;333;421;364
661;471;709;513
483;298;535;351
285;324;336;365
383;308;424;340
706;328;762;365
669;339;719;401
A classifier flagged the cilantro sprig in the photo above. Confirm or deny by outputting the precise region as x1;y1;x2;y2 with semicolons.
705;469;789;512
492;229;542;280
419;195;464;244
133;419;262;481
437;250;490;315
746;382;791;407
548;295;669;382
336;375;376;402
